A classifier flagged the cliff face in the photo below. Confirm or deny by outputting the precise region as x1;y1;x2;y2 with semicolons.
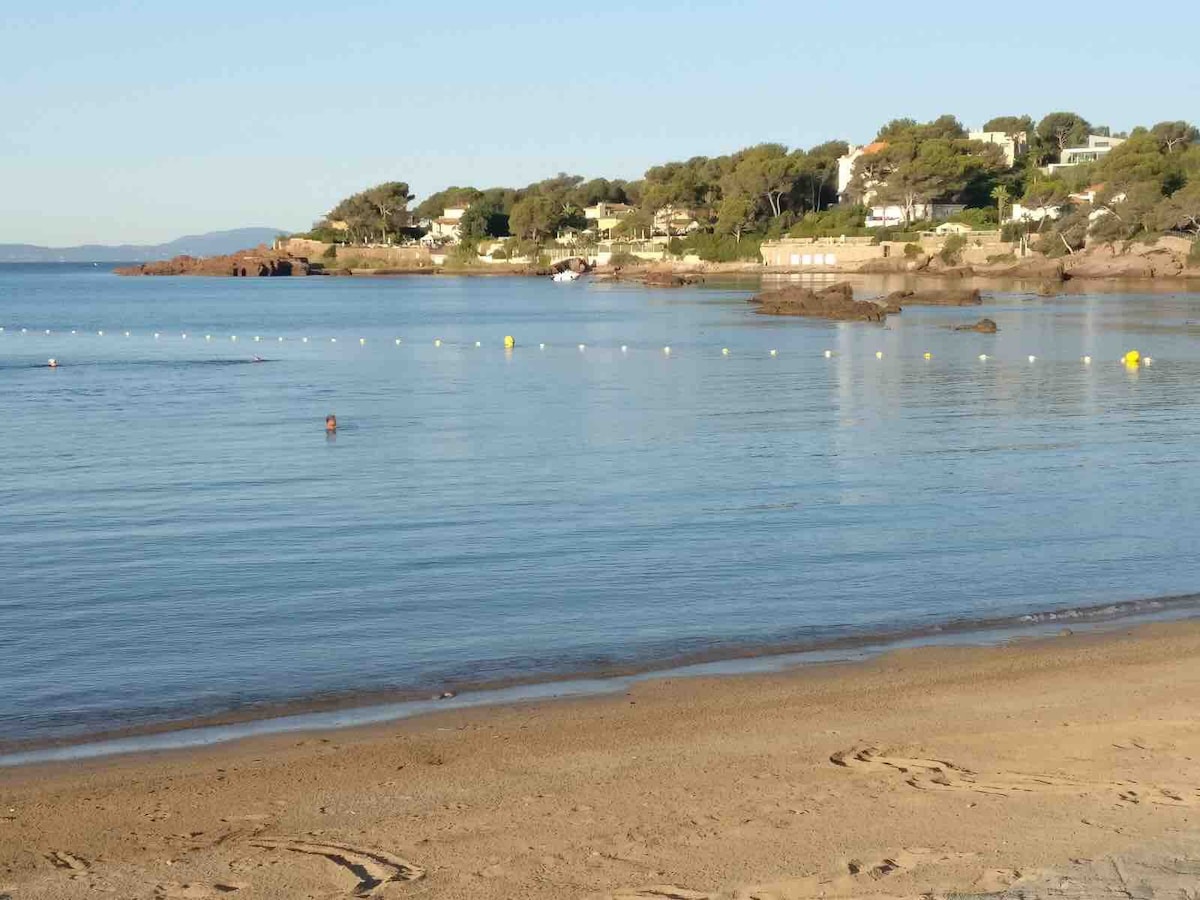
114;246;311;277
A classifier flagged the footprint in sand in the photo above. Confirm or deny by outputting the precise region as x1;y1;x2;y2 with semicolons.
735;848;979;900
600;887;711;900
831;745;1200;807
46;850;89;873
249;837;424;896
154;882;244;898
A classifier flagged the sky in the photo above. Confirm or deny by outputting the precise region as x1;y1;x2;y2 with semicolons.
3;1;1199;246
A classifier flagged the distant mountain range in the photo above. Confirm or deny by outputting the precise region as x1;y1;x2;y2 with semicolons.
0;228;288;263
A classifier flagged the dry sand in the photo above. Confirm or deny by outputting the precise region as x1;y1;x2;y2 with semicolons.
4;621;1200;899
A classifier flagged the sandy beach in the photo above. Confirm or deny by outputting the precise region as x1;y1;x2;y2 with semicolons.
3;621;1200;899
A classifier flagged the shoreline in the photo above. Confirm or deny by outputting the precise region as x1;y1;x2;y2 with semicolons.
4;619;1200;898
5;591;1199;767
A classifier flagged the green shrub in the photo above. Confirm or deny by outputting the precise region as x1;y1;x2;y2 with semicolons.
986;252;1017;264
939;234;967;264
903;242;922;259
789;205;867;238
609;251;640;267
1190;240;1200;265
321;244;337;260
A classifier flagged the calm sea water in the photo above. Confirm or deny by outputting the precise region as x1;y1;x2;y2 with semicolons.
3;263;1200;746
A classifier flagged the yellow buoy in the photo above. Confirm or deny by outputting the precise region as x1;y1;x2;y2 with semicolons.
875;351;883;359
1123;350;1141;366
434;339;441;347
504;335;515;349
361;338;367;345
722;348;729;356
1082;355;1091;364
923;352;932;360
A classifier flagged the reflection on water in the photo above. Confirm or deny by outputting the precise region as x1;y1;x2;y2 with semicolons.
2;265;1200;745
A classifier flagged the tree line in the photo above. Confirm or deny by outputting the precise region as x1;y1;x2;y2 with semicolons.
299;112;1199;261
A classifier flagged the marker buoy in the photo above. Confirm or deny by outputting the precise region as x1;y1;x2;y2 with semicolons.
504;336;515;349
663;346;671;355
722;348;729;355
979;354;989;361
1028;355;1036;363
823;349;832;358
875;351;883;359
923;352;932;360
769;349;777;357
1123;350;1140;366
1083;355;1091;364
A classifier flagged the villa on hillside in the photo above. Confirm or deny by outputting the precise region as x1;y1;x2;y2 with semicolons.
967;129;1028;166
429;203;471;242
584;202;636;238
1044;135;1126;174
652;205;701;236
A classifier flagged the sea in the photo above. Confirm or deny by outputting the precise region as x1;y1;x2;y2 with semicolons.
3;262;1200;757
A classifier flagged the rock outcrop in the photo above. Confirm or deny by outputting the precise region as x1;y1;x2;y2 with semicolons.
954;318;999;333
882;287;982;307
750;282;889;321
115;246;312;277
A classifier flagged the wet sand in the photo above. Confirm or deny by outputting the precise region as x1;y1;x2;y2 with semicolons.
4;621;1200;899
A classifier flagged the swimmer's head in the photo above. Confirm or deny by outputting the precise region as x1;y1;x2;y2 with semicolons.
47;358;58;368
325;414;337;432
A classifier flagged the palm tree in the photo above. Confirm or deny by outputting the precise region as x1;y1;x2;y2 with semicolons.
991;185;1012;226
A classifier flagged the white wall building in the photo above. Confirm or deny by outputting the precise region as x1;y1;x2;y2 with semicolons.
867;203;965;228
430;205;470;241
1044;135;1126;174
967;130;1028;166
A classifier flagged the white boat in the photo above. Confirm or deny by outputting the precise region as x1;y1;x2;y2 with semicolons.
551;269;581;283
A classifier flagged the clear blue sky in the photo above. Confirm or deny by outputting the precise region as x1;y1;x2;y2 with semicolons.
4;0;1198;246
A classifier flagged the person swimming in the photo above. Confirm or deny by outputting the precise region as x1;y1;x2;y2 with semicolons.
325;414;337;433
252;355;264;363
47;358;58;368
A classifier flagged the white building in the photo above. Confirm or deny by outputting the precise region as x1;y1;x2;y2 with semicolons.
1044;135;1126;174
836;141;888;201
652;205;700;236
967;130;1028;166
867;203;965;228
430;204;470;242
